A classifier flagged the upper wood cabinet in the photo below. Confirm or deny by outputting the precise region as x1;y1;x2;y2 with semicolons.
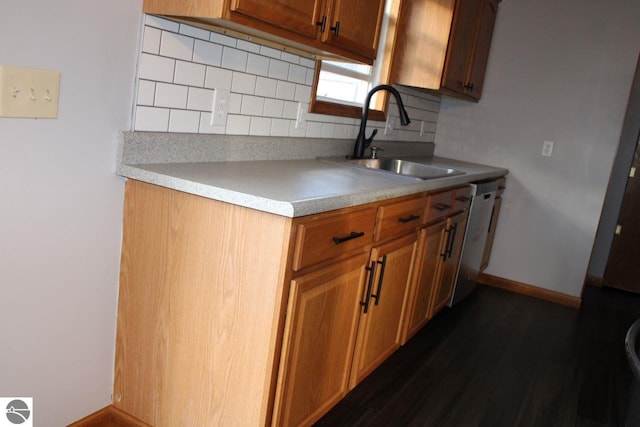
143;0;385;63
392;0;500;101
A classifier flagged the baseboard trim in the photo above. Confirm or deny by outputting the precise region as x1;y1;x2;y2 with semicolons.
584;274;604;287
68;405;150;427
477;273;582;309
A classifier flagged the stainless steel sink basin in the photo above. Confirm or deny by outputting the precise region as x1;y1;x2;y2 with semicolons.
330;158;465;180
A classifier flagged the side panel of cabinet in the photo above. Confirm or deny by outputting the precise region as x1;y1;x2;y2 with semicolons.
230;0;323;39
349;233;417;388
114;181;292;426
143;0;224;18
431;211;468;315
273;254;369;427
401;220;446;343
323;0;385;59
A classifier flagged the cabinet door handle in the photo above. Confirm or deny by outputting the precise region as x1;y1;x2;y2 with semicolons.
464;82;474;91
370;255;387;306
316;15;327;33
440;228;451;261
446;223;458;259
330;21;340;36
498;185;506;191
435;203;451;212
360;261;376;314
456;196;471;203
332;231;365;244
398;214;420;224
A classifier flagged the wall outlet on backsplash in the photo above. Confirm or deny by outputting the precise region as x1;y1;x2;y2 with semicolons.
211;89;230;126
295;102;308;129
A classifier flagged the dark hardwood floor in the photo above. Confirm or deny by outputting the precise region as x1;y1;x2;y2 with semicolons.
315;284;640;427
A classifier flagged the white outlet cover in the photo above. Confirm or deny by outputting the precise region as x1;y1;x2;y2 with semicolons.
295;102;308;129
542;140;554;157
0;65;60;118
385;115;396;135
210;88;230;126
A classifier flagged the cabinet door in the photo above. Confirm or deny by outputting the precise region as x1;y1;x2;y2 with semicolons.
273;254;368;427
464;0;498;99
323;0;385;59
431;211;468;314
441;0;481;94
349;233;417;387
402;220;447;343
230;0;323;39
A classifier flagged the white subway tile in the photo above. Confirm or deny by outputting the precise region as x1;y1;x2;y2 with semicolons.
305;68;315;86
263;98;284;118
288;64;307;84
135;106;169;131
222;47;248;72
305;122;323;138
347;125;359;139
211;32;237;47
268;59;289;80
334;124;350;139
155;83;188;108
250;117;272;136
228;93;243;114
289;120;306;137
281;51;300;64
160;31;194;61
137;80;156;106
205;66;233;90
193;40;223;67
321;123;336;138
142;26;161;54
231;73;257;94
276;81;296;100
270;118;290;136
241;95;265;116
246;53;270;77
187;87;214;111
299;57;316;68
169;109;200;133
226;115;251;135
282;101;298;119
199;112;227;134
260;46;281;59
139;53;175;83
237;40;261;53
179;23;210;40
174;61;206;87
145;15;180;32
255;77;277;98
294;84;312;102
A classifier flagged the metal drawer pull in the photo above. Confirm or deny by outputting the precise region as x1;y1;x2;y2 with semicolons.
456;196;471;202
398;214;420;224
316;15;327;32
360;261;376;313
446;223;458;259
330;21;340;36
370;255;387;306
440;228;451;260
435;203;451;212
332;231;365;245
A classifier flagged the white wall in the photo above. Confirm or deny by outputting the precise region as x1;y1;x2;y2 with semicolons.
0;1;141;425
435;0;640;297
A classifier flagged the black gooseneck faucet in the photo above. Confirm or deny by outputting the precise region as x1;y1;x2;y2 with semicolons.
352;84;411;159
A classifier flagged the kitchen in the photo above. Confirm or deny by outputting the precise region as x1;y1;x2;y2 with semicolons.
1;0;639;425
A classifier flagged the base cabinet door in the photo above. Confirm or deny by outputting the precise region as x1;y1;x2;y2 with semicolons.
273;254;369;427
349;233;417;387
402;221;447;342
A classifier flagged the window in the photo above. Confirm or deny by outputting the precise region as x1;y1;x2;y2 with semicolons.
310;0;400;120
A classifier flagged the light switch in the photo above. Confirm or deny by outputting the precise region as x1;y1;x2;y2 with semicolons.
0;65;60;118
542;140;554;157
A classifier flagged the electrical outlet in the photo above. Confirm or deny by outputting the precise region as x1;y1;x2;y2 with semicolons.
210;88;230;126
385;115;396;135
295;102;308;129
0;65;60;118
420;120;425;136
542;140;554;157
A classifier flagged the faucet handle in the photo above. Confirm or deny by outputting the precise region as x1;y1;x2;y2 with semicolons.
370;146;384;159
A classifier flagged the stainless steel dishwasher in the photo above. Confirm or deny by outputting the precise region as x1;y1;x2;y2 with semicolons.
450;179;499;306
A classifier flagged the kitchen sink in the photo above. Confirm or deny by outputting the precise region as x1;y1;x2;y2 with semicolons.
327;157;465;180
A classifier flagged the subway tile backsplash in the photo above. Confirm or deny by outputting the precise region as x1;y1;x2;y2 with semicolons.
134;15;440;142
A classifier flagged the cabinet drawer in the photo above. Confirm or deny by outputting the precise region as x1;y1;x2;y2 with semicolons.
452;186;473;213
374;197;426;242
292;207;377;271
424;190;454;224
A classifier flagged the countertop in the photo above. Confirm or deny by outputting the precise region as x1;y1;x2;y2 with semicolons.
117;155;508;217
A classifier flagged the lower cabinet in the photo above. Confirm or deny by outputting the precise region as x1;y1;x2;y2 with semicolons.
349;233;417;387
273;254;369;427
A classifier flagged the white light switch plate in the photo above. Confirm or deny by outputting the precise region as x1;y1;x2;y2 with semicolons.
0;65;60;118
542;140;554;157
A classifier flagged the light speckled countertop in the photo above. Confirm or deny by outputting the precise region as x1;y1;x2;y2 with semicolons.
118;155;508;217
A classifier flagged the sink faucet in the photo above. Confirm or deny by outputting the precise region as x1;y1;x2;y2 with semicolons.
352;84;411;159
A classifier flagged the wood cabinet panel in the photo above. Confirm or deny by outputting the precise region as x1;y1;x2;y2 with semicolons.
441;0;481;94
323;0;385;59
273;254;369;426
230;0;322;39
349;233;417;387
431;211;467;314
452;185;473;213
424;190;454;224
374;196;426;242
